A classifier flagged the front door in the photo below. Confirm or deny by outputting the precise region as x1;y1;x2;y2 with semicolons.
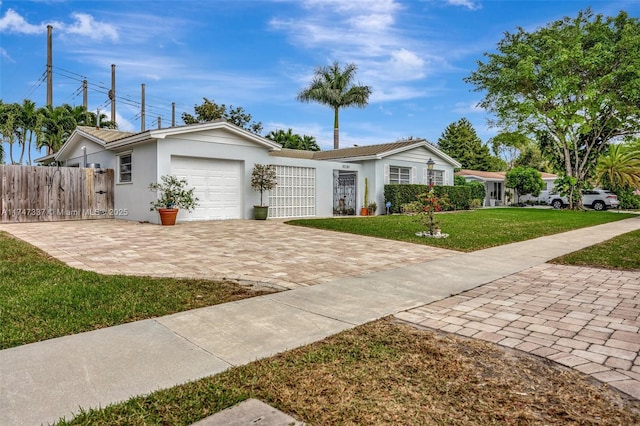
333;170;357;215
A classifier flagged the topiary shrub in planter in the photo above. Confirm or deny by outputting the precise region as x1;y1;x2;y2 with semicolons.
251;164;277;220
149;175;199;225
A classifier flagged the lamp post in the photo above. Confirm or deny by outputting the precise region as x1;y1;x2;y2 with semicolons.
427;157;435;186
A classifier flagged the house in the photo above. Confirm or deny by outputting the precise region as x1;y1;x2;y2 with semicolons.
38;121;461;223
456;169;557;206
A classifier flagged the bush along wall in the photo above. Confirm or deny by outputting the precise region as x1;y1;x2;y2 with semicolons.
384;184;471;213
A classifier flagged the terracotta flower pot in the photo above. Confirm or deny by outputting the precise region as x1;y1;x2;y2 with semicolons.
360;207;369;216
158;208;179;226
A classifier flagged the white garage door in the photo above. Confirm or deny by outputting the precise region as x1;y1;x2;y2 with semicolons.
170;156;242;220
269;165;316;218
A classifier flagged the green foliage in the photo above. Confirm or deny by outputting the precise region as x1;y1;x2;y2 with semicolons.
251;164;277;206
149;175;199;211
437;118;503;171
615;188;640;210
596;143;640;191
466;9;640;202
505;167;545;202
453;177;486;202
297;61;372;149
400;201;423;214
182;97;263;134
265;128;320;151
384;184;471;213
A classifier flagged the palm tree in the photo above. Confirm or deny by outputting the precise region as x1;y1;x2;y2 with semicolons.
38;105;76;155
595;143;640;190
18;99;40;165
0;101;20;164
297;61;371;149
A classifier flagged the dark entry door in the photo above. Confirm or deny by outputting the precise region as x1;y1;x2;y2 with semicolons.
333;170;357;215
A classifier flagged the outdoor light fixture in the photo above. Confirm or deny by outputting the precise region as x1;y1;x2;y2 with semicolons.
427;157;435;185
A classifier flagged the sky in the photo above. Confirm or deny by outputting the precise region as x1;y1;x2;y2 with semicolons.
1;0;639;161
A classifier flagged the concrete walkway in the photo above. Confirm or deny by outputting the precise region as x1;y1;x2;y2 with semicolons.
1;217;639;425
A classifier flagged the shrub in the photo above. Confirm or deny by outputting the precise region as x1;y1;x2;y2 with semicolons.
384;184;471;213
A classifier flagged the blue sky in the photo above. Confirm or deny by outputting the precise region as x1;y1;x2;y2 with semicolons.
1;0;639;160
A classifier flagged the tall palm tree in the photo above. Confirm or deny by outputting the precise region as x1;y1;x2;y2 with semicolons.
595;143;640;190
0;101;20;164
297;61;372;149
18;99;40;165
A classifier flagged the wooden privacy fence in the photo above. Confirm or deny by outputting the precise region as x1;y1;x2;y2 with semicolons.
0;165;114;223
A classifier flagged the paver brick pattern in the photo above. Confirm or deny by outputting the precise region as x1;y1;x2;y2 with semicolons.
397;263;640;400
0;219;456;290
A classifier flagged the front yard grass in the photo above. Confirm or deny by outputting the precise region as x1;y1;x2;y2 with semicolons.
57;318;640;425
288;208;637;252
551;228;640;269
0;231;274;350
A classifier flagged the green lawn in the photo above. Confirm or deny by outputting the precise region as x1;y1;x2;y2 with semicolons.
57;319;640;425
288;208;637;252
0;232;274;350
551;228;640;269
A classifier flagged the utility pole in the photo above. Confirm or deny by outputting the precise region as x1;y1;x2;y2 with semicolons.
157;116;162;129
141;83;146;131
171;102;176;127
46;25;53;107
83;80;88;124
109;64;116;124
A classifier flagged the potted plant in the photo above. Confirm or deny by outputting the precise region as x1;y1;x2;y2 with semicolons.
149;175;199;225
251;163;277;220
361;177;370;216
367;201;377;216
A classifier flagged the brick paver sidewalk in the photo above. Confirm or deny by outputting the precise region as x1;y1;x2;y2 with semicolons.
396;263;640;399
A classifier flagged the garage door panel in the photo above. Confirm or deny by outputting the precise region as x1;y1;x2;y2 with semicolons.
170;156;242;221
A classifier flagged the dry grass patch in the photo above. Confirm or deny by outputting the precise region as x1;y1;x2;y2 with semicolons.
61;318;640;425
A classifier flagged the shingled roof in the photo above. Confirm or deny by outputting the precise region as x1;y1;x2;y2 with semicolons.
312;140;429;160
77;126;137;143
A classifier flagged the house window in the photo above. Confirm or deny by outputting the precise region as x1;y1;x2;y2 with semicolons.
433;170;444;185
389;166;411;184
118;153;132;183
423;169;445;185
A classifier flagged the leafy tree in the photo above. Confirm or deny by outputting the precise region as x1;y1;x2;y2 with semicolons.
182;97;262;134
437;118;504;171
297;61;372;149
505;166;545;203
265;128;320;151
489;131;531;169
466;9;640;209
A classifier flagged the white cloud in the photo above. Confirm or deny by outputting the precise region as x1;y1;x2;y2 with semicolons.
271;0;457;104
0;8;118;41
0;8;46;34
452;101;484;114
63;13;118;42
0;47;14;62
445;0;482;11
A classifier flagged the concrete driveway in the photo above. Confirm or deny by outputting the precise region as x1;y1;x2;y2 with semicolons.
0;219;457;290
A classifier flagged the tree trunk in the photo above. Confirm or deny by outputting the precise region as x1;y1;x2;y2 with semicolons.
333;107;339;150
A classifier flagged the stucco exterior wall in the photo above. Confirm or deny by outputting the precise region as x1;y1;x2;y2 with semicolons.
114;142;158;223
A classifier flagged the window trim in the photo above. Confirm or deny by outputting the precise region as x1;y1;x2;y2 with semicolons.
117;151;132;184
389;166;412;184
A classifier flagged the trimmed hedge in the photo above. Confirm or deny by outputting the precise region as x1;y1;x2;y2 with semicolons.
384;184;471;213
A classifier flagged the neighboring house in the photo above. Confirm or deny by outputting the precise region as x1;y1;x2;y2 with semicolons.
456;169;557;207
38;121;460;223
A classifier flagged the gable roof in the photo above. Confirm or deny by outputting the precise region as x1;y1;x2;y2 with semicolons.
270;139;461;167
43;120;282;163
